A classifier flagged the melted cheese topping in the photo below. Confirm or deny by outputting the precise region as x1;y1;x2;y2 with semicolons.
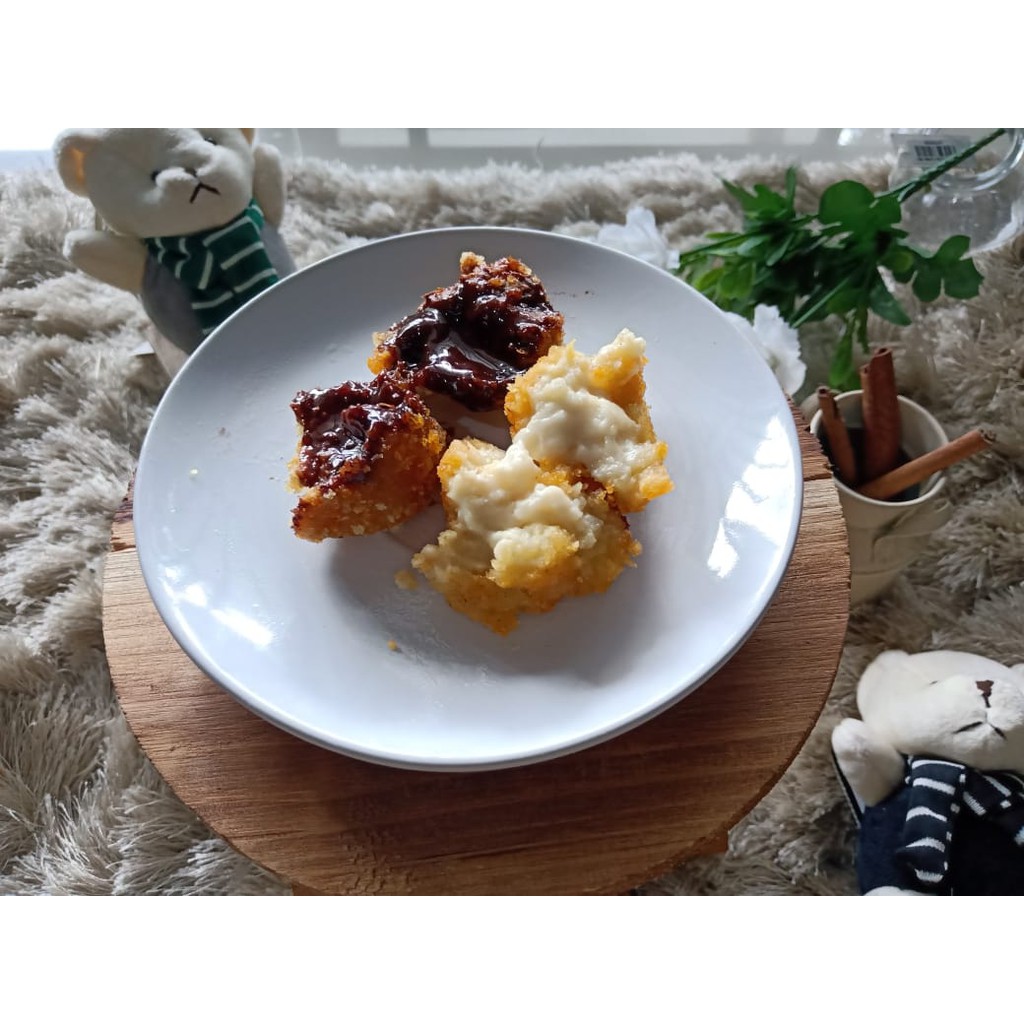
508;329;671;510
438;438;600;575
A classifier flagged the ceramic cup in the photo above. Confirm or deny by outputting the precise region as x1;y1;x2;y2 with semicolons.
809;390;952;606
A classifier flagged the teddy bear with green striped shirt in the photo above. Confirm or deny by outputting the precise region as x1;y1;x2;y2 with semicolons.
54;128;296;377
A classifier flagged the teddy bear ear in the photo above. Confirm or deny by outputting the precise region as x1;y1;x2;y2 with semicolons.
857;649;910;704
53;130;101;196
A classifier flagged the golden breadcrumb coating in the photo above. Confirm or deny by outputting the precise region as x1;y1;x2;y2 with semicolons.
504;328;673;514
289;375;447;542
412;437;640;635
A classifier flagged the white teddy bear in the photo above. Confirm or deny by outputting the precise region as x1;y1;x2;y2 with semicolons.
54;128;296;377
832;649;1024;895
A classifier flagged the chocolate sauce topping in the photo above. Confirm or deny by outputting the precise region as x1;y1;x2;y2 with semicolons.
382;256;562;411
291;374;423;488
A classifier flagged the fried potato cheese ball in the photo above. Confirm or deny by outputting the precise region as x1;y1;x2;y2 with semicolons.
413;330;673;634
411;437;641;635
505;328;673;514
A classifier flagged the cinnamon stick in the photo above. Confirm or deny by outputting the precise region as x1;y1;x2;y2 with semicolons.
857;428;994;501
816;386;858;486
860;348;901;481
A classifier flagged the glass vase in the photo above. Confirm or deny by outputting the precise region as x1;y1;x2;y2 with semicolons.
887;128;1024;254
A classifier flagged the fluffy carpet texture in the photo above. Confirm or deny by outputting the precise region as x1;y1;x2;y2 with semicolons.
2;152;1022;895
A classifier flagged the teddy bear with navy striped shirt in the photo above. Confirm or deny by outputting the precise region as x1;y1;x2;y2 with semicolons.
833;649;1024;895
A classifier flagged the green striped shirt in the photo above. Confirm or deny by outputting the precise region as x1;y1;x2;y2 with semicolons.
145;200;279;335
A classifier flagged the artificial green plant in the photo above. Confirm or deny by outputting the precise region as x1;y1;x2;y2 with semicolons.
675;128;1006;391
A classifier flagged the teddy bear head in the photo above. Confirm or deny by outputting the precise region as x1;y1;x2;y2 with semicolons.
857;649;1024;773
54;128;256;239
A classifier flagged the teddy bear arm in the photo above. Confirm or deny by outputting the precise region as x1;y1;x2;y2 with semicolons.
832;718;906;807
252;143;286;228
64;229;147;294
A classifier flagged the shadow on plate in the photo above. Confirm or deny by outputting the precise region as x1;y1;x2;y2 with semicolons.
325;511;656;689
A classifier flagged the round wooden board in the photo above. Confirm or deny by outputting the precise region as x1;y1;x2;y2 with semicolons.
101;407;849;895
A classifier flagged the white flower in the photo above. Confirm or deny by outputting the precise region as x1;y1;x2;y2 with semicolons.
595;206;679;270
723;305;806;396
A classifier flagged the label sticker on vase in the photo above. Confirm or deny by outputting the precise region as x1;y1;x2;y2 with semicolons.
892;132;972;168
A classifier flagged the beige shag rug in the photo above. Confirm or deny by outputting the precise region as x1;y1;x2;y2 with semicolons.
2;152;1022;895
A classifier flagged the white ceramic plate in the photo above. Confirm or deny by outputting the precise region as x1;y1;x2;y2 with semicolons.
133;227;802;771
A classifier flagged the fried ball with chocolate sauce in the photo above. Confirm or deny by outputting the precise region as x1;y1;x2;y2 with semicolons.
289;372;447;541
368;252;564;412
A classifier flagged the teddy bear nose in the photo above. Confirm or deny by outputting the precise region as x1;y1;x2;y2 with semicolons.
976;679;994;700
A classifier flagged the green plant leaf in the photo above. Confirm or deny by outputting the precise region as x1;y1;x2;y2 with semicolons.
869;194;903;229
932;235;971;264
691;264;727;293
827;334;858;391
765;235;793;266
722;179;764;216
912;263;943;302
883;245;917;282
749;183;792;219
825;286;862;315
868;275;912;325
784;166;797;206
818;181;875;228
737;234;769;256
791;272;860;327
718;176;803;227
718;262;756;299
942;259;984;298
